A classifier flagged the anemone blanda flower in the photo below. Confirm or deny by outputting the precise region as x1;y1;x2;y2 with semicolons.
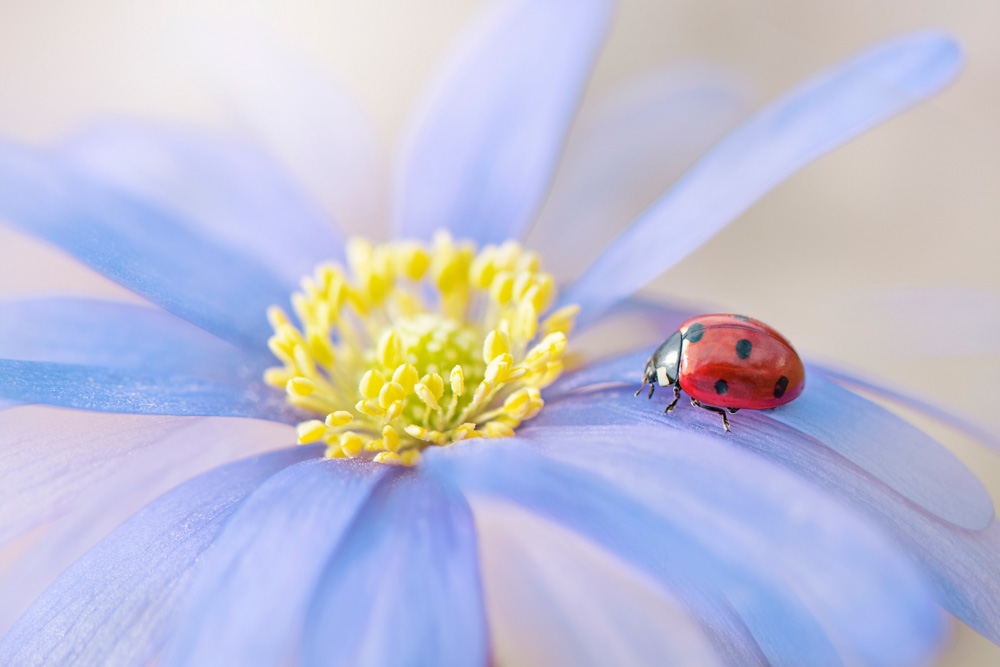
0;1;998;665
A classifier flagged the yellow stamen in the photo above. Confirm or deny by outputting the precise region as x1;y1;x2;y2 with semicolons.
265;233;577;465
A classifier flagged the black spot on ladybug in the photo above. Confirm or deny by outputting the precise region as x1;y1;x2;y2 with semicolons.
733;315;751;322
714;379;728;395
686;323;705;343
735;339;752;359
774;376;789;398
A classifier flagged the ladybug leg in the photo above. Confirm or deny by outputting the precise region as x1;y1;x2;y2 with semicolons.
648;383;655;400
727;407;739;414
663;384;681;414
690;398;731;432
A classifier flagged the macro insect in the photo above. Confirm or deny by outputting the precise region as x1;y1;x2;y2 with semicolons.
637;314;805;431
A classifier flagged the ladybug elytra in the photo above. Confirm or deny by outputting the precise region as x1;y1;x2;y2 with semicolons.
637;314;805;431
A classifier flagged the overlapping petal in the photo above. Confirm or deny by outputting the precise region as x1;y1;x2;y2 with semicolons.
562;32;962;327
61;121;345;284
301;473;488;667
543;349;992;529
164;459;389;666
0;143;291;349
0;416;294;634
527;65;750;281
395;0;614;245
0;446;318;666
426;439;943;666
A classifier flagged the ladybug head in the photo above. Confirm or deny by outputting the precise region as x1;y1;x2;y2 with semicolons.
650;330;682;387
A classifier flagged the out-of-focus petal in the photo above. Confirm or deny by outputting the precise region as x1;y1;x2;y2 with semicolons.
163;458;390;667
427;440;943;666
474;500;723;667
542;350;992;530
197;29;384;236
0;407;180;545
301;473;488;667
0;446;319;667
0;416;293;634
0;358;295;422
395;0;614;245
0;296;268;377
568;296;695;362
524;427;944;666
61;121;344;284
527;65;751;282
0;142;291;349
561;32;962;328
811;361;1000;456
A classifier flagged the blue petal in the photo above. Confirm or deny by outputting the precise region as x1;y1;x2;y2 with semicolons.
0;295;268;377
560;32;962;327
474;501;724;666
0;358;296;422
163;458;391;667
199;29;385;235
301;472;488;667
527;65;750;282
0;408;182;545
543;350;992;530
395;0;614;244
0;445;319;666
426;440;944;667
61;120;344;285
0;141;293;349
0;415;294;633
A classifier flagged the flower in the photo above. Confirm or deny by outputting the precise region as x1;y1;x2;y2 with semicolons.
0;1;995;665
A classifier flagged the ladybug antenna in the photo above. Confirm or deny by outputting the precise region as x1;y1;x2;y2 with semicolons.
634;379;647;398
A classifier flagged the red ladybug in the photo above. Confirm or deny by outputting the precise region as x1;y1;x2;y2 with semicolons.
636;314;805;431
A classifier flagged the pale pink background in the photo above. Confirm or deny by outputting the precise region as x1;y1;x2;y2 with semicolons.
0;1;997;663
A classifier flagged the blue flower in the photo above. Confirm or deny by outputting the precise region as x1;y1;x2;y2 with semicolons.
0;1;994;665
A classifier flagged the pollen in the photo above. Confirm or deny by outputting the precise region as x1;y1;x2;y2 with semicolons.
264;233;578;466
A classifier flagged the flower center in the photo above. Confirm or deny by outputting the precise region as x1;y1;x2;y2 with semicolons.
264;232;579;465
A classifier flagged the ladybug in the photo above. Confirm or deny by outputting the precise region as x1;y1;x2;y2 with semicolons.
636;314;805;432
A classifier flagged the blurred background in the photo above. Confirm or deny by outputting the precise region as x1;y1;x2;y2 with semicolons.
0;1;997;663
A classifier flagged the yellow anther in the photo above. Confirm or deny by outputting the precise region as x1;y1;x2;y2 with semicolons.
504;365;528;382
483;329;511;364
490;271;514;304
296;420;326;444
512;270;534;302
469;248;497;288
378;330;403;369
454;423;481;440
346;237;375;275
382;425;400;452
267;337;294;366
307;332;335;366
495;240;521;270
374;451;402;464
286;377;315;397
485;353;513;384
359;370;386;399
450;365;465;396
392;363;419;394
264;367;293;387
542;304;580;336
515;300;538;340
267;305;290;330
325;410;354;428
365;438;387;451
472;380;493;408
486;421;515;438
398;243;431;280
517;250;541;273
356;399;385;417
379;381;405;409
326;444;347;458
384;400;403;423
539;331;568;358
415;382;441;411
339;431;365;457
503;389;534;419
399;449;421;466
533;274;555;311
421;373;445;400
405;424;431;441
